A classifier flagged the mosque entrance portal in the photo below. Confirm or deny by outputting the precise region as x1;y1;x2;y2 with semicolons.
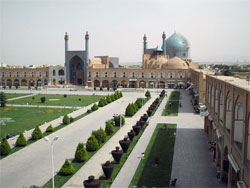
69;56;84;85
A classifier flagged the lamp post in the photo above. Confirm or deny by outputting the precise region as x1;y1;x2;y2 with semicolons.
44;136;59;188
114;113;124;139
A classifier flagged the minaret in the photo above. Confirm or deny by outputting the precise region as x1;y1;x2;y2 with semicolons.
85;31;89;65
64;32;69;83
143;34;147;54
162;32;166;55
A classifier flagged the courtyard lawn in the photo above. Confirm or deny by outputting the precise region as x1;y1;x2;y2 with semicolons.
4;93;29;100
162;91;180;116
7;94;102;107
129;123;177;187
0;107;74;138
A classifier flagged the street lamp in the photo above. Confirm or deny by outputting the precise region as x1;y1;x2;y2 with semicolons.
114;113;124;139
44;136;59;188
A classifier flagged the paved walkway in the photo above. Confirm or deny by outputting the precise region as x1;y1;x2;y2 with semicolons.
62;95;157;188
111;90;225;188
6;93;37;101
6;104;81;109
0;92;149;188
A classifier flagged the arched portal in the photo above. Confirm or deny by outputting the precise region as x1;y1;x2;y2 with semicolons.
94;80;100;87
121;80;127;88
139;80;146;88
37;79;42;86
7;79;12;86
111;80;118;88
222;146;229;185
69;56;84;85
21;79;27;86
14;79;20;86
29;79;34;86
129;81;137;88
158;81;165;88
102;80;109;88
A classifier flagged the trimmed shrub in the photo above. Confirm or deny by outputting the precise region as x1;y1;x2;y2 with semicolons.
135;98;142;108
64;94;67;98
104;98;108;105
114;92;118;100
98;98;105;107
74;142;88;162
31;126;43;140
0;92;7;107
91;104;98;111
125;103;134;117
15;132;27;146
92;128;107;144
87;109;92;113
114;115;125;126
0;138;11;155
145;90;151;98
105;121;114;135
59;159;75;176
106;95;112;103
119;91;123;98
46;124;54;132
40;97;46;103
111;94;115;102
70;117;74;123
78;98;81;101
86;135;99;151
132;103;138;113
63;115;70;125
32;96;35;100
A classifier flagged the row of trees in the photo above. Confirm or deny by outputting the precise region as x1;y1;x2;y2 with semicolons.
58;117;125;176
125;90;151;117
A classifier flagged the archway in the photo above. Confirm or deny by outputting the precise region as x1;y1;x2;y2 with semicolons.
1;79;5;86
14;79;19;86
233;96;243;153
148;81;155;88
7;79;12;86
102;80;109;88
94;80;100;87
69;56;84;85
139;80;146;88
21;79;27;86
58;69;64;76
129;81;137;88
37;79;42;86
44;79;48;85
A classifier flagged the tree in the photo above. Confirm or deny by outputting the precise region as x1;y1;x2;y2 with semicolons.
145;90;151;98
98;98;105;107
15;132;27;146
91;104;98;111
74;142;88;162
114;92;118;100
63;115;70;125
92;128;107;144
0;137;11;155
59;159;75;176
119;91;123;98
31;126;43;140
0;92;6;107
86;135;99;151
113;115;125;126
135;98;142;108
111;94;115;102
125;103;134;117
46;124;54;132
106;95;112;103
40;97;46;103
132;103;138;113
105;121;114;135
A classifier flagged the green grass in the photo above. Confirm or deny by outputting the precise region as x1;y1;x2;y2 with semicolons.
42;126;120;188
7;94;102;107
129;123;177;187
0;107;74;138
4;93;29;99
162;91;180;116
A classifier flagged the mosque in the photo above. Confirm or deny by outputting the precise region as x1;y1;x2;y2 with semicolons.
0;31;198;88
83;31;198;88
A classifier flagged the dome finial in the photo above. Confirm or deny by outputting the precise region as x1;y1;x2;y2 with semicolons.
143;34;147;41
162;31;166;39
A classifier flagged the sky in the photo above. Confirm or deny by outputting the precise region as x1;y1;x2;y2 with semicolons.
1;0;250;66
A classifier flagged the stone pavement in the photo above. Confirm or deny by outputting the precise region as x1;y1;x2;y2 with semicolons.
6;93;37;101
111;89;225;188
6;104;82;109
62;95;157;188
0;92;150;188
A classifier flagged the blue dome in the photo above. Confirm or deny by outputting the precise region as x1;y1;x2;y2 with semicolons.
165;32;189;58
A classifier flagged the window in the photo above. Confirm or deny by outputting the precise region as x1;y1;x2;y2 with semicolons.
95;72;99;78
88;72;91;77
225;92;232;134
15;72;18;77
2;72;4;77
215;86;218;116
45;72;48;77
123;72;126;78
132;72;135;78
219;90;224;125
114;72;117;78
58;69;64;76
53;70;56;76
23;72;26;78
8;72;11;77
39;72;42;78
142;72;144;78
31;72;34;77
168;72;175;79
105;72;107;78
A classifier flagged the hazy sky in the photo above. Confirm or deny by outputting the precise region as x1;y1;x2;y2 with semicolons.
1;0;250;66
